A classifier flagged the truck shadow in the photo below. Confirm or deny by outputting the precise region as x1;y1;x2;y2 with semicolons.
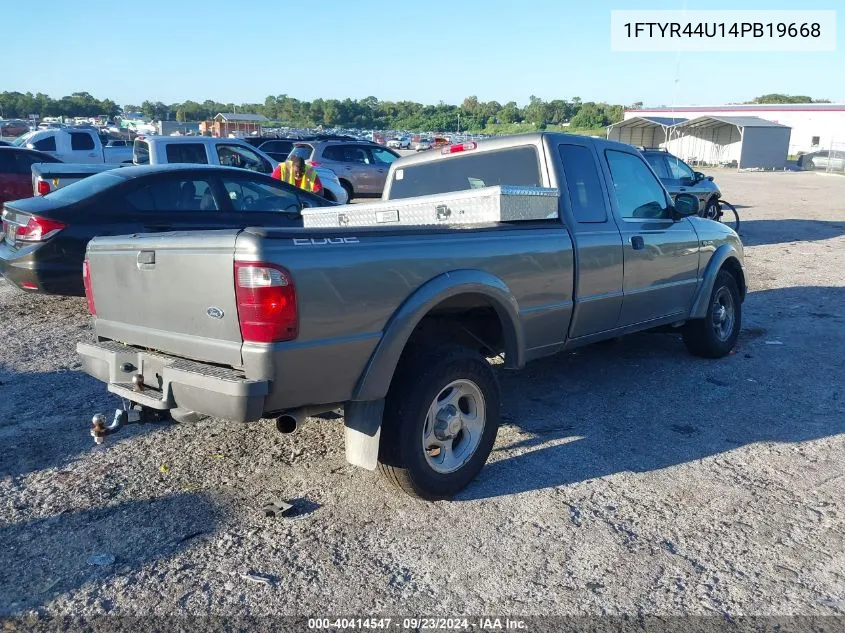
0;492;219;615
460;285;845;501
0;367;160;480
738;219;845;246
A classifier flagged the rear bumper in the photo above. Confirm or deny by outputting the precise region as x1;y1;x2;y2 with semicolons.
77;340;269;422
0;243;84;296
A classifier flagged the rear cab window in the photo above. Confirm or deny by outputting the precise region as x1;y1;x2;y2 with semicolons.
165;143;209;164
33;135;57;152
387;146;542;199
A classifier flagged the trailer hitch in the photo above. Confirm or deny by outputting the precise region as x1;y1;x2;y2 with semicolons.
90;401;168;445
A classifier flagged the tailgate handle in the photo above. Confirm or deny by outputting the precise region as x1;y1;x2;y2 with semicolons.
137;250;156;266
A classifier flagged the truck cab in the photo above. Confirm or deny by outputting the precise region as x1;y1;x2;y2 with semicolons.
12;128;132;164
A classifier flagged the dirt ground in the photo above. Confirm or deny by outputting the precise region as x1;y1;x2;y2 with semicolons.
1;170;843;623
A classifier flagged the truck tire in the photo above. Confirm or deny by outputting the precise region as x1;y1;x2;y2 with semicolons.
683;270;742;358
378;346;500;500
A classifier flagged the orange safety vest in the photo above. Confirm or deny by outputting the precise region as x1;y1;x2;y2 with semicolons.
275;162;321;193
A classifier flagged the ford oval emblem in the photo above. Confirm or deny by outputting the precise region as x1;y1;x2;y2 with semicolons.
206;307;224;319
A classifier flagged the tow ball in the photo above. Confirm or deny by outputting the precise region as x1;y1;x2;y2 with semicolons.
90;401;168;445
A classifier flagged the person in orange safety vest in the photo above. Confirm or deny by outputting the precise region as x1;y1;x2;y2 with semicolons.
271;155;322;195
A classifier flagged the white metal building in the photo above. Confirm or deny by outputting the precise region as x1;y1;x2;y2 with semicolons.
662;116;791;169
624;104;845;156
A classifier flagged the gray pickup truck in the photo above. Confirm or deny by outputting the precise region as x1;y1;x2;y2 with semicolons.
77;133;746;500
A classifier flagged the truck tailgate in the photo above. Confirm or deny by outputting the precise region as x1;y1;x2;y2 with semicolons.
87;230;244;367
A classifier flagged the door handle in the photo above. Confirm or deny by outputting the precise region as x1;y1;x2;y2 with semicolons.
631;235;645;250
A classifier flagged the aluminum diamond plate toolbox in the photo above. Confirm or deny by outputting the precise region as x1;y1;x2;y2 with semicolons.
301;185;560;228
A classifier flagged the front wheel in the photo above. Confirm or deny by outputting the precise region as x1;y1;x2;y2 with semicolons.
378;346;500;500
683;270;742;358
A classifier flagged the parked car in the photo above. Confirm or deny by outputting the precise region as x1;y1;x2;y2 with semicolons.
799;149;845;172
11;128;133;164
639;148;721;216
0;164;335;296
133;136;348;204
413;138;432;152
386;138;402;149
0;119;32;138
289;140;400;200
0;147;62;206
77;133;745;500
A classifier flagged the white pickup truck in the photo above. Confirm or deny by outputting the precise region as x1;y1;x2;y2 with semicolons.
30;135;348;203
12;128;133;164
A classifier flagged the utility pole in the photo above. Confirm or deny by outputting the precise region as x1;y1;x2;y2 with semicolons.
457;111;460;134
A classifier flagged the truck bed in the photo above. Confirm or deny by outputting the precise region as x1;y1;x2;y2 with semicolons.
83;220;575;416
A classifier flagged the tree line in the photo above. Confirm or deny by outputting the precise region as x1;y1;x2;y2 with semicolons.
0;91;627;131
0;91;831;132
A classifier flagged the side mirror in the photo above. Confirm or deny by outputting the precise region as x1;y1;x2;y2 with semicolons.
673;193;699;219
694;171;705;182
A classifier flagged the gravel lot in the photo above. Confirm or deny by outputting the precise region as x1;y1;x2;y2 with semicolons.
1;170;844;621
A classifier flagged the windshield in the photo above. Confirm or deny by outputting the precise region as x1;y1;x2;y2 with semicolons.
388;146;542;200
44;171;124;204
11;132;36;147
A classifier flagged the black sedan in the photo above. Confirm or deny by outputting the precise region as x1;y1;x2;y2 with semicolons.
0;163;335;296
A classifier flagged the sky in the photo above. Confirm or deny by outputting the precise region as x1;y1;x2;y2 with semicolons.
1;0;842;108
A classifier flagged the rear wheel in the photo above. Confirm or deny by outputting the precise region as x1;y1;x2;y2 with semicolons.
683;270;742;358
378;346;500;500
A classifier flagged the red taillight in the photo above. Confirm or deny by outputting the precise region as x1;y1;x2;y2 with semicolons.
14;215;66;242
36;180;51;196
234;262;297;343
82;259;96;316
442;142;477;155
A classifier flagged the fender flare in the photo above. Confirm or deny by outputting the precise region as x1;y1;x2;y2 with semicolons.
352;269;524;402
690;244;746;319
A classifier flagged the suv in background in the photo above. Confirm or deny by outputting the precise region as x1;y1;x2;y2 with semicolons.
289;140;400;200
640;148;721;216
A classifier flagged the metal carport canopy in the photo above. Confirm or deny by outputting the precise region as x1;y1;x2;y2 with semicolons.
670;115;791;169
674;115;789;132
606;116;688;147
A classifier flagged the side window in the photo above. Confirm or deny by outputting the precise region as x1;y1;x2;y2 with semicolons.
124;179;218;212
216;144;271;174
344;146;370;164
33;135;57;152
70;133;95;151
665;155;695;182
643;154;670;179
221;177;301;213
370;147;398;165
322;146;344;161
558;144;607;223
165;143;209;164
605;150;671;220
